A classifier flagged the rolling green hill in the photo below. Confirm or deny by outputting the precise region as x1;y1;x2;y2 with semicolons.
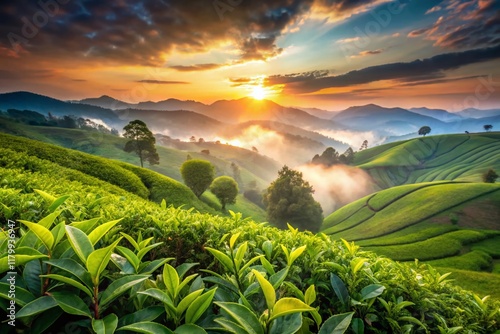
355;132;500;188
322;181;500;297
0;119;271;219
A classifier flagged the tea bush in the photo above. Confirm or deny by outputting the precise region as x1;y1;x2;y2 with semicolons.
0;138;499;333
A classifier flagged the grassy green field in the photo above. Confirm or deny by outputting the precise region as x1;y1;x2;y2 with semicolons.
322;181;500;297
0;120;269;220
355;133;500;188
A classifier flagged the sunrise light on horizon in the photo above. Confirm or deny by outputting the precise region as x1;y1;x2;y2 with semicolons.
0;0;499;111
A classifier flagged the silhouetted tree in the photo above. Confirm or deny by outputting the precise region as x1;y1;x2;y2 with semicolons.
123;120;159;167
180;159;214;198
190;136;196;142
263;166;323;232
418;126;431;136
252;146;259;153
483;169;498;183
359;140;368;151
484;124;493;132
210;176;239;210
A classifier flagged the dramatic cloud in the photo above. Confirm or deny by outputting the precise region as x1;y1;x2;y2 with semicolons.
0;0;395;68
409;0;500;49
266;44;500;93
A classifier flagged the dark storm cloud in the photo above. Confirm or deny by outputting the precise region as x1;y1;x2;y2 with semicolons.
267;45;500;93
0;0;386;67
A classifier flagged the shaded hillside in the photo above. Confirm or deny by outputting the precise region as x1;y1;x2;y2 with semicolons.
0;91;121;125
333;104;446;136
355;133;500;189
116;108;225;138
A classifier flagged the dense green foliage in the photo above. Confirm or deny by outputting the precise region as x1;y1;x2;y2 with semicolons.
180;159;215;198
418;126;431;136
210;176;239;210
123;120;160;167
0;138;499;333
264;166;323;233
483;169;499;183
311;147;354;166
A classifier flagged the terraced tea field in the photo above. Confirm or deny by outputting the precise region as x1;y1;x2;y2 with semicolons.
355;133;500;188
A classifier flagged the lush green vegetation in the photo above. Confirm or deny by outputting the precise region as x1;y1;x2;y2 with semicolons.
1;135;499;333
322;180;500;299
0;119;270;219
355;133;500;188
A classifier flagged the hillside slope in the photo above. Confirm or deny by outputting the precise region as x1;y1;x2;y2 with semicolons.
0;123;269;219
355;132;500;188
322;181;500;296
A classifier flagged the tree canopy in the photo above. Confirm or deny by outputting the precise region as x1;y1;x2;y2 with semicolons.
484;124;493;132
123;120;159;167
263;166;323;232
418;126;431;136
210;176;239;210
483;169;498;183
180;159;215;198
312;147;354;166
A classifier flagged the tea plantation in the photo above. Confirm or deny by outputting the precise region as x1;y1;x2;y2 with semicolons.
0;134;499;333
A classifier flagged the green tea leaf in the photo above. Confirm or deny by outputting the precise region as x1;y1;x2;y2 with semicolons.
118;322;174;334
318;312;354;334
174;324;207;334
176;289;203;316
87;238;121;285
361;284;385;300
41;274;93;298
252;269;276;311
92;313;118;334
205;247;233;272
50;292;91;318
269;298;315;322
215;302;264;334
289;245;306;266
330;274;349;307
16;296;58;318
185;288;217;324
0;283;35;307
229;232;241;249
0;247;48;273
163;263;180;300
100;275;149;310
269;313;302;334
48;195;70;213
19;220;54;251
304;285;316;305
65;225;94;264
88;219;122;246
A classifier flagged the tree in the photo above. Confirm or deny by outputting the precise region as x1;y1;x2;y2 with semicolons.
123;120;159;167
210;176;239;210
263;166;323;232
418;126;431;136
482;169;498;183
484;124;493;132
359;140;368;151
180;159;215;198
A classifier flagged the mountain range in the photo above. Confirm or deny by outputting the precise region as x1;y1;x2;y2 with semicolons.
1;91;499;154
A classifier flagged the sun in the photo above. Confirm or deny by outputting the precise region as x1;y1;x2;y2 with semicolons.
250;86;266;100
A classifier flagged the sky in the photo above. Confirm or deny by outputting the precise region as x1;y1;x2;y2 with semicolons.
0;0;499;111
